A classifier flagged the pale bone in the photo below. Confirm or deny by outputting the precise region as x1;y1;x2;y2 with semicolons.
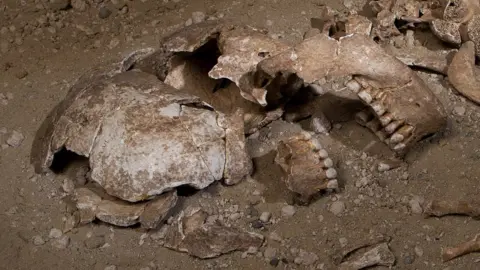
442;234;480;262
163;208;264;258
275;132;338;202
448;41;480;105
338;243;396;270
424;199;480;219
254;32;447;155
332;235;391;265
33;64;251;202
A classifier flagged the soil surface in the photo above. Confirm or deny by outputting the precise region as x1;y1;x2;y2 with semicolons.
1;0;480;270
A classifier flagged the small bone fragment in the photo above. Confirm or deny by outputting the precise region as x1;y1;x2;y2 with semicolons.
332;235;391;265
448;41;480;105
163;208;264;258
139;190;178;229
442;234;480;262
424;199;480;219
339;243;395;270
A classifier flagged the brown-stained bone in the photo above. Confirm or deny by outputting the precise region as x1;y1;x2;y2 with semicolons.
163;208;264;258
338;243;396;270
255;33;447;155
442;234;480;262
424;199;480;219
448;41;480;105
274;132;338;203
384;44;457;75
332;234;391;265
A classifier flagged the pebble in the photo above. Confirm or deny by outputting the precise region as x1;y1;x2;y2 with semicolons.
403;254;415;264
185;18;193;26
281;205;296;217
99;7;112;19
294;250;318;265
251;219;264;229
71;0;87;11
269;232;283;242
62;178;75;194
264;247;278;259
33;235;45;246
414;246;424;257
192;11;206;24
49;0;70;10
269;258;280;267
259;212;271;222
15;70;28;79
229;212;241;220
329;201;346;216
49;228;63;239
409;198;423;214
377;162;391;172
51;235;70;249
6;130;24;147
85;235;106;249
339;237;348;247
453;106;466;116
104;266;117;270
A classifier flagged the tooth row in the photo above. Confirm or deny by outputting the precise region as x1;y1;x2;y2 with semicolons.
347;79;416;153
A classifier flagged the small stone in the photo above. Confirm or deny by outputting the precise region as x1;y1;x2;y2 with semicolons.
15;70;28;79
104;266;117;270
403;254;415;264
318;215;324;222
185;18;193;26
85;235;106;249
96;199;145;227
63;214;79;233
62;178;75;194
139;191;177;229
294;250;318;265
269;258;280;267
264;247;278;259
269;232;283;242
98;7;112;19
71;0;87;11
229;212;241;220
247;246;259;254
329;201;346;216
150;226;168;241
33;235;45;246
453;106;466;116
108;38;120;49
259;212;271;222
192;11;206;24
251;219;264;229
310;112;332;134
49;0;70;10
414;246;424;257
339;237;348;247
6;130;24;147
377;162;391;172
52;235;70;249
409;198;423;214
49;228;63;239
281;205;296;217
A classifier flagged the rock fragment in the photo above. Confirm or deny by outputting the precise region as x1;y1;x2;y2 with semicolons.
52;235;70;249
329;201;346;216
281;205;296;217
95;200;145;227
6;130;24;147
139;190;178;229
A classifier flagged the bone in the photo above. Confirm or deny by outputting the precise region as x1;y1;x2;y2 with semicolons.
326;168;338;179
384;120;404;134
391;125;414;143
358;89;373;103
442;234;480;262
346;79;362;93
424;199;480;219
338;243;396;270
448;41;480;105
332;235;391;265
323;158;334;168
379;113;393;126
370;101;387;116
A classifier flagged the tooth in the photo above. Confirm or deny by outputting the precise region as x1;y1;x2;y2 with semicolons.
379;113;393;126
396;125;414;138
385;120;404;134
355;110;373;126
323;158;333;168
390;133;404;144
346;80;361;93
366;118;382;132
327;179;339;190
370;101;386;116
393;143;406;151
326;168;337;179
318;149;329;159
358;89;373;103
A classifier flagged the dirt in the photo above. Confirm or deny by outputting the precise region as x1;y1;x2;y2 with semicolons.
1;0;480;269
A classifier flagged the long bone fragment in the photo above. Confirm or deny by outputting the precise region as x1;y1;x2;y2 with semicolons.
448;41;480;105
442;234;480;262
424;199;480;219
338;243;396;270
254;33;447;155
